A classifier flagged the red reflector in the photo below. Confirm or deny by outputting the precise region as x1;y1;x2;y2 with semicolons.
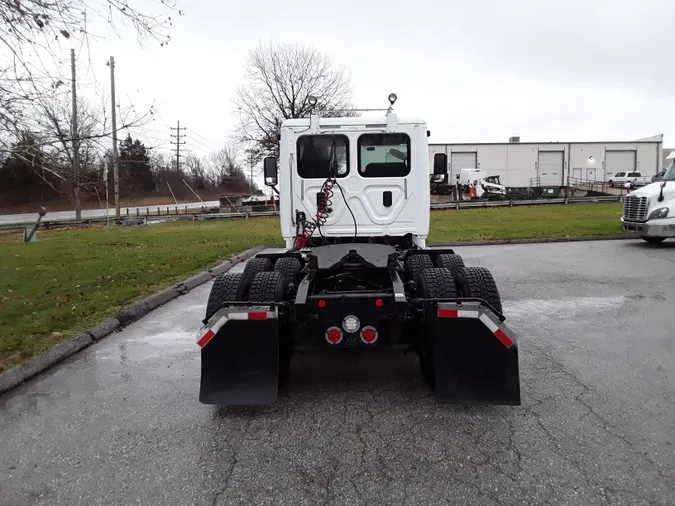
361;327;377;344
197;329;215;348
326;327;342;344
247;312;267;320
437;308;458;318
375;299;384;307
494;328;513;348
318;299;326;308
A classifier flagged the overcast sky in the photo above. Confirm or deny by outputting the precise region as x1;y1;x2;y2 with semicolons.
70;0;675;159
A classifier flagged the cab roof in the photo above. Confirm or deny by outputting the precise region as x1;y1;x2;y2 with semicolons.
281;115;427;128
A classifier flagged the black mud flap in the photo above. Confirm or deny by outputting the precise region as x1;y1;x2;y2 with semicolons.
431;302;521;405
197;306;280;406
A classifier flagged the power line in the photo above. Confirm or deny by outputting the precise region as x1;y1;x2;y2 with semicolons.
186;135;219;153
170;120;186;171
190;130;221;149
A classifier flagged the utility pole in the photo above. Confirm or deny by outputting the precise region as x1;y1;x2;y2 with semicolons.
170;121;186;171
108;56;120;218
71;49;81;220
248;149;254;193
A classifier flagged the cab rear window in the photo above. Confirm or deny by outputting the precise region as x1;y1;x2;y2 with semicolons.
296;135;349;179
358;134;410;177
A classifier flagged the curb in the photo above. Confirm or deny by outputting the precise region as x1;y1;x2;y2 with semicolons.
429;235;633;247
0;245;264;396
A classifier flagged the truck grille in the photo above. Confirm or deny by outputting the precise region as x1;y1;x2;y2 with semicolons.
623;196;648;221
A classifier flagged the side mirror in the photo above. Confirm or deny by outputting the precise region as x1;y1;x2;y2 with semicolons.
433;153;447;175
263;157;278;186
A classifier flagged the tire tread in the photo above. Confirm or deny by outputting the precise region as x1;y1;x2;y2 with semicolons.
243;257;273;279
206;273;247;319
436;253;465;274
248;271;287;302
457;266;502;314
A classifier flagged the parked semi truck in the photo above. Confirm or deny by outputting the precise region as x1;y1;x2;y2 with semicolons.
196;94;521;406
622;153;675;243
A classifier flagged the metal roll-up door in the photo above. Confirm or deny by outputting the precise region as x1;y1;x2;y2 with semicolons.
451;152;477;178
605;151;636;180
537;151;564;186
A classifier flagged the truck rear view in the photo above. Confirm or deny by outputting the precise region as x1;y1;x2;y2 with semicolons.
196;94;522;406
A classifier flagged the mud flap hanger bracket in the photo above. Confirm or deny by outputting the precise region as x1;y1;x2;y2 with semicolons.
412;297;505;322
430;300;515;349
197;304;281;349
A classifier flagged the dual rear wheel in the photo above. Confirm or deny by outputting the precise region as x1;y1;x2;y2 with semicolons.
205;255;304;388
411;253;503;387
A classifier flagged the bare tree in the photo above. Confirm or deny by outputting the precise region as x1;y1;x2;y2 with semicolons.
233;41;355;160
183;152;206;189
0;0;180;137
207;145;240;185
28;95;107;211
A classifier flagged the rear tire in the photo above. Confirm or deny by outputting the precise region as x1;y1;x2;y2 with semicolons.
248;271;289;302
641;236;666;244
405;253;433;283
273;257;303;282
247;271;293;388
416;268;458;388
243;257;273;280
455;266;503;314
436;253;465;275
205;273;250;320
609;181;614;188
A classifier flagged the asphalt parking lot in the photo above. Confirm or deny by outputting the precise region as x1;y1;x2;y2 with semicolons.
1;240;674;506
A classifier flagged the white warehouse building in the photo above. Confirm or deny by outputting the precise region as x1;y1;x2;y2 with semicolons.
428;134;664;188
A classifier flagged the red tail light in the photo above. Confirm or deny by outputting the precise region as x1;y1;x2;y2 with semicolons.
318;299;326;308
360;326;378;344
375;299;384;307
325;326;343;344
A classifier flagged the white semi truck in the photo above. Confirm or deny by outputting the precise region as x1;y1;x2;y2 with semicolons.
622;154;675;243
196;94;521;406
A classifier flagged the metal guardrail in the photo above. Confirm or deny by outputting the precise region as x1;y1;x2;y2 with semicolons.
431;195;622;210
0;196;623;232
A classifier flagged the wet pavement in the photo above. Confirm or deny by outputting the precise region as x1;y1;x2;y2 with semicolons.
1;240;674;505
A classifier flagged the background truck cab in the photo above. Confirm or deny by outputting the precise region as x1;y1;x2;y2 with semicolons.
621;155;675;243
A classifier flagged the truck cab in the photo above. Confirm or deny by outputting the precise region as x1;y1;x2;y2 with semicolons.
622;155;675;243
264;110;431;248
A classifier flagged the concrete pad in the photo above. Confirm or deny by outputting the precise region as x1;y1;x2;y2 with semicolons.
208;260;233;277
180;271;213;291
141;287;182;310
115;300;151;326
86;317;121;341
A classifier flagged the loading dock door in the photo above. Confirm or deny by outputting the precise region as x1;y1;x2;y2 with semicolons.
451;152;477;179
605;150;636;180
537;151;564;186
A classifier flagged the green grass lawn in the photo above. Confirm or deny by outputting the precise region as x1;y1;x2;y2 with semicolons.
430;202;623;242
0;203;623;372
